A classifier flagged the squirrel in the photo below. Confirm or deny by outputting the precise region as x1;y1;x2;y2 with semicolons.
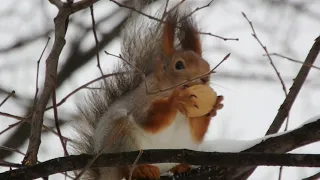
71;1;224;180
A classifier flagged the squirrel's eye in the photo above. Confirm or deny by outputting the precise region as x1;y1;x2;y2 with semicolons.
175;61;185;70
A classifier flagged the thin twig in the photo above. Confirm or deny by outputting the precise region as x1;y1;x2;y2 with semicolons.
266;53;320;70
128;149;144;180
0;121;23;136
110;0;166;23
179;0;214;22
198;31;239;41
242;12;287;97
0;112;71;141
0;90;15;108
160;0;170;21
165;0;186;17
45;72;129;111
0;146;25;156
42;125;72;141
104;51;149;95
278;166;283;180
0;161;23;168
34;37;51;106
90;5;105;80
84;87;103;90
110;0;238;41
0;112;27;121
51;76;69;156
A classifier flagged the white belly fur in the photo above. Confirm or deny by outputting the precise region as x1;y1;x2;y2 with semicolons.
133;112;200;174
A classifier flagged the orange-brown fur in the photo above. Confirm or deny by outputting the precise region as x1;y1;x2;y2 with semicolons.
188;116;212;143
121;164;160;180
132;164;160;179
188;95;224;142
163;17;176;57
179;17;202;55
170;163;191;174
141;98;178;134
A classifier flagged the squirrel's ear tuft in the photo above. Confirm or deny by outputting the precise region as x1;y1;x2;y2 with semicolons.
179;18;202;56
162;14;177;57
154;57;165;82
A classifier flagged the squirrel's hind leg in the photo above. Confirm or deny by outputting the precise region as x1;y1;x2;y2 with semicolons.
122;164;160;180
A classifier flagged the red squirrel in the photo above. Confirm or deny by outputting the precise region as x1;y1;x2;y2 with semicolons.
72;2;224;180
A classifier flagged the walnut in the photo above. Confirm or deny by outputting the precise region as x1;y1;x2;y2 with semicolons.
185;84;217;118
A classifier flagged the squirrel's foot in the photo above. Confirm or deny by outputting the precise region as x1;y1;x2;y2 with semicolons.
169;163;191;174
205;95;224;118
170;86;198;115
131;164;160;180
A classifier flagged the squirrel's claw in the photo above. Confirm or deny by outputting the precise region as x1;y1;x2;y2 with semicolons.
206;95;224;117
171;88;199;115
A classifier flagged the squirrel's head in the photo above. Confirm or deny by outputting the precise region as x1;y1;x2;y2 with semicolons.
155;13;210;88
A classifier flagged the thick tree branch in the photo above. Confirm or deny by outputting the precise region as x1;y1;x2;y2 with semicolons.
1;118;319;179
71;0;98;13
228;116;320;179
266;35;320;135
22;3;71;165
22;0;105;166
1;151;320;180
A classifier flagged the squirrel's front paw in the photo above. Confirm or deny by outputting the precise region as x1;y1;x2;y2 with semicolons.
170;86;199;116
205;95;224;118
132;164;160;180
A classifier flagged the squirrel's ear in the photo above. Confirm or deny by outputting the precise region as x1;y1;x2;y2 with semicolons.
162;15;176;57
154;57;165;82
179;19;202;55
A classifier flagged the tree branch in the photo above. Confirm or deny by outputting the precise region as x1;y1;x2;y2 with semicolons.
22;4;71;166
2;151;320;180
22;0;105;166
1;118;318;180
266;35;320;135
71;0;98;13
303;171;320;180
172;116;320;180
